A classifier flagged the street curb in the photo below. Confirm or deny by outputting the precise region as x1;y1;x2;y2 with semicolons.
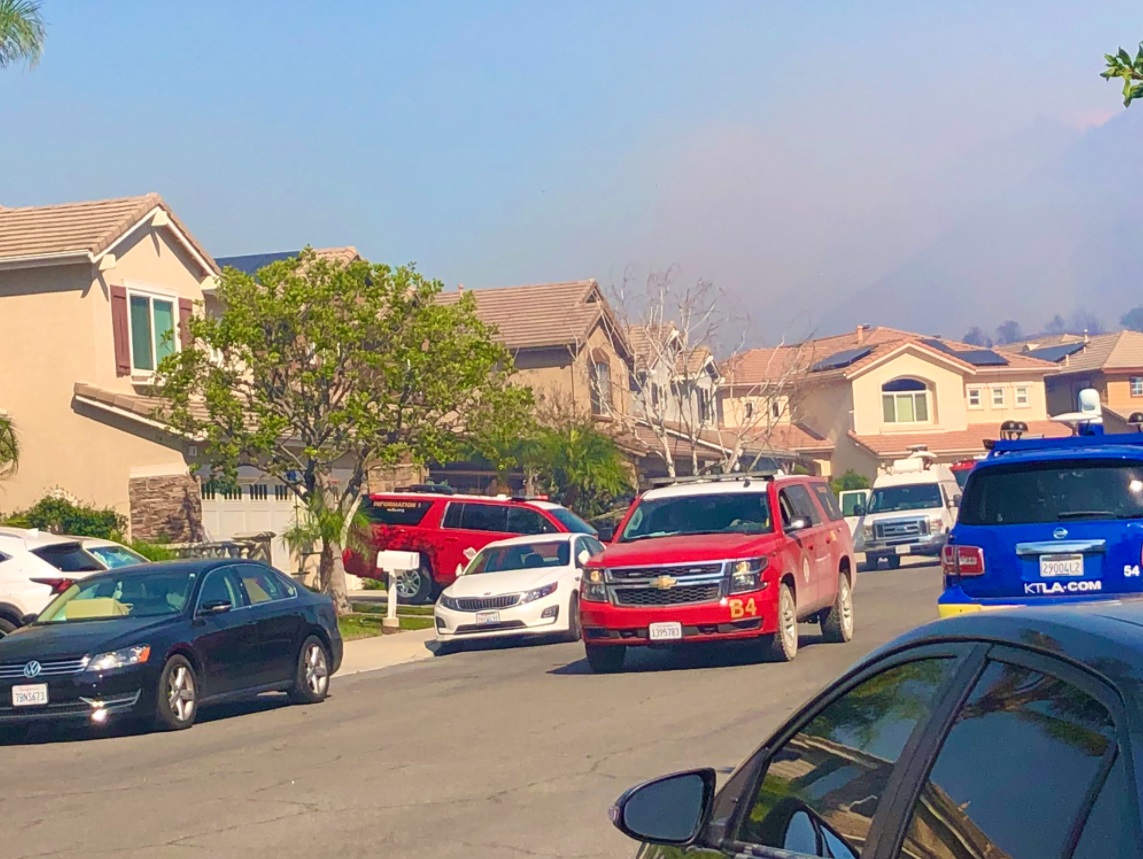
337;627;437;677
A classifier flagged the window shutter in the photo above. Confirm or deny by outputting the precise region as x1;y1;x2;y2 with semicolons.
110;285;131;376
178;298;194;349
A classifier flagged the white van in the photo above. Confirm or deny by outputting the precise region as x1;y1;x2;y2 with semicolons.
838;488;872;551
857;450;961;571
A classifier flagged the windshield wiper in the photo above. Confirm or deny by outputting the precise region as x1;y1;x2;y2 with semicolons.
1057;510;1116;520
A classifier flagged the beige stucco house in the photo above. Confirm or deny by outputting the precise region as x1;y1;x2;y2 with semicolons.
721;325;1067;479
0;194;217;541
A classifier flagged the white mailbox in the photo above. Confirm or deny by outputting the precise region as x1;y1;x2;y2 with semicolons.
376;550;421;633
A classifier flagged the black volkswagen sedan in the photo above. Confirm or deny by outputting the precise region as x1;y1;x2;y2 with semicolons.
610;603;1143;859
0;558;342;734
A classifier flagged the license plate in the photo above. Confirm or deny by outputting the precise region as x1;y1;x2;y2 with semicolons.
1040;554;1085;577
12;684;48;707
895;545;910;555
648;622;683;641
475;611;500;625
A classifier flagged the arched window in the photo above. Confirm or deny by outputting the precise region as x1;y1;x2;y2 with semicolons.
590;351;613;415
882;378;930;424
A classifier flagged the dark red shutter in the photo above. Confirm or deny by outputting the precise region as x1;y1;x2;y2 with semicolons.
178;298;194;349
110;285;131;376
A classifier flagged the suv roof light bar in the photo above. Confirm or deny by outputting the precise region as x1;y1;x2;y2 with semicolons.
391;484;456;495
647;471;781;488
985;431;1143;457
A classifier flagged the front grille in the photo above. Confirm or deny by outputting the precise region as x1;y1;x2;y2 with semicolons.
874;519;928;543
608;563;724;581
612;583;722;607
0;657;88;680
454;595;520;612
455;621;528;635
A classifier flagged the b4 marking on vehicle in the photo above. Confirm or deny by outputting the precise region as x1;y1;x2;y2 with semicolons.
728;598;759;619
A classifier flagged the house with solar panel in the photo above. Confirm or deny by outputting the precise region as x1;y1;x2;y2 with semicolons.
721;325;1067;478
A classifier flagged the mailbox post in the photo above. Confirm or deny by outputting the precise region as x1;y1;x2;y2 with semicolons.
375;550;420;634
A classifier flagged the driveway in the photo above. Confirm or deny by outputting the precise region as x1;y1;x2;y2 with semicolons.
1;562;941;859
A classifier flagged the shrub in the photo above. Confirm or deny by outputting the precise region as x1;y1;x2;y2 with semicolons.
830;469;871;494
3;496;126;539
125;539;180;562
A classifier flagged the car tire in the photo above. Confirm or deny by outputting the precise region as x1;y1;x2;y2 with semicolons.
562;594;582;643
154;655;198;731
0;617;17;640
395;563;435;606
760;582;799;662
887;555;902;570
585;644;625;673
820;573;855;644
288;636;332;704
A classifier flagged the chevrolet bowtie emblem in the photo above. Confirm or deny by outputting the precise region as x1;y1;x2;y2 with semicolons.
650;575;677;590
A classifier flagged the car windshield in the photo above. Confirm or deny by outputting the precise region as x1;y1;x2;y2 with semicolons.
547;507;597;534
959;459;1143;526
37;571;196;623
466;541;570;575
87;545;148;569
619;492;773;541
867;484;943;514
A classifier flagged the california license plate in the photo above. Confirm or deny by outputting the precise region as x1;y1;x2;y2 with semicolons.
895;545;910;555
475;611;500;625
12;684;47;707
648;622;683;641
1040;554;1085;577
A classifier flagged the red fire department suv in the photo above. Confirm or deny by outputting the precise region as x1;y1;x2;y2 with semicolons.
578;474;857;672
342;487;597;604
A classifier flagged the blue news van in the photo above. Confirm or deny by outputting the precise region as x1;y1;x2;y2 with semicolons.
939;411;1143;617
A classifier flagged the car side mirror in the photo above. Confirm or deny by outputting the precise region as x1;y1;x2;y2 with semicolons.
597;524;615;542
950;495;961;509
609;769;716;846
787;518;809;533
198;599;232;615
852;505;866;517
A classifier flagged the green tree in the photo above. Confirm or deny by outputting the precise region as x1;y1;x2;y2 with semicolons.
531;418;631;518
1122;306;1143;333
157;249;532;614
1101;43;1143;107
0;414;18;479
830;469;869;495
0;0;45;69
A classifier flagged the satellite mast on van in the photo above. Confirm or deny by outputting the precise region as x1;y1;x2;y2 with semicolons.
1050;388;1104;436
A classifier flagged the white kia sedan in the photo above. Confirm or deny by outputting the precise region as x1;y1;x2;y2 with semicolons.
434;533;605;651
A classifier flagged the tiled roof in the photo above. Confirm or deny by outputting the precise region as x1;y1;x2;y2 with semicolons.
677;345;718;377
437;280;626;353
73;382;210;427
0;193;218;274
997;333;1085;353
848;420;1072;458
215;247;362;275
1049;331;1143;375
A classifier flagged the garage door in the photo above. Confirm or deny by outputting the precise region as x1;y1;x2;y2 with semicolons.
200;481;299;572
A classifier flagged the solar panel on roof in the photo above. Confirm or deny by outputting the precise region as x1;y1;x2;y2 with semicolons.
810;346;873;372
957;349;1009;367
921;338;957;356
1025;342;1085;363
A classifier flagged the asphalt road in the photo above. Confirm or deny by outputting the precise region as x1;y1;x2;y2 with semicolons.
1;561;942;859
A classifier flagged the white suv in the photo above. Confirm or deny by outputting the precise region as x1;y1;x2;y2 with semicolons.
0;528;106;636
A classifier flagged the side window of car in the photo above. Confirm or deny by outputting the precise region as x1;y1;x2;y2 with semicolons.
785;484;821;526
197;568;247;610
777;490;798;530
1072;752;1133;859
897;660;1117;859
442;502;464;529
812;485;845;522
461;503;510;533
507;506;557;535
736;658;958;857
237;565;290;604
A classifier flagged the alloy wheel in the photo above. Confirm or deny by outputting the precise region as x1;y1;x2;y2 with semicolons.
781;590;797;652
167;665;196;723
840;578;854;639
396;569;423;600
304;642;330;697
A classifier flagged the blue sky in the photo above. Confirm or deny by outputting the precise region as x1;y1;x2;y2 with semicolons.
1;1;1139;337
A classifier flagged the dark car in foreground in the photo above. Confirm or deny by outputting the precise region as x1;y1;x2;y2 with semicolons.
0;559;342;735
609;603;1143;858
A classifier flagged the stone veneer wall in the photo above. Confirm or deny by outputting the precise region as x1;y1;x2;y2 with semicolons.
128;474;205;543
367;461;425;494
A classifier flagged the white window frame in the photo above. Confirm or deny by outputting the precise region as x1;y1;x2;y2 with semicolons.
991;386;1006;408
882;391;931;424
1132;377;1143;398
967;387;983;409
1015;385;1030;408
126;285;180;376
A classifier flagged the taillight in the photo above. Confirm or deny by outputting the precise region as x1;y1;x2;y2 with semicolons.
946;546;985;577
31;577;74;595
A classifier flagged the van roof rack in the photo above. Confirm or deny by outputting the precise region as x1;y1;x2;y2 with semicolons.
392;484;455;495
986;431;1143;458
647;471;780;488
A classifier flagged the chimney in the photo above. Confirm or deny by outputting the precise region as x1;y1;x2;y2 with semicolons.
856;323;870;344
457;283;465;292
1083;329;1090;345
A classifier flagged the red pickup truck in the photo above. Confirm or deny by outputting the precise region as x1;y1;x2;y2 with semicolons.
578;474;857;673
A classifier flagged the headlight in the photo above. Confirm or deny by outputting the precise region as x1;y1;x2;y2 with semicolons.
586;569;606;584
929;517;945;533
519;582;558;604
863;526;875;540
730;558;768;594
86;645;151;673
582;570;608;602
438;594;460;611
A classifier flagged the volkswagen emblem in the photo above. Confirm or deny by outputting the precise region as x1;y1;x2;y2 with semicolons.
22;661;41;679
1053;527;1069;540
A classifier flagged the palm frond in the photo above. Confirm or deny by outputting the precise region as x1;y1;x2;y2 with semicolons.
0;0;45;70
0;414;19;478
